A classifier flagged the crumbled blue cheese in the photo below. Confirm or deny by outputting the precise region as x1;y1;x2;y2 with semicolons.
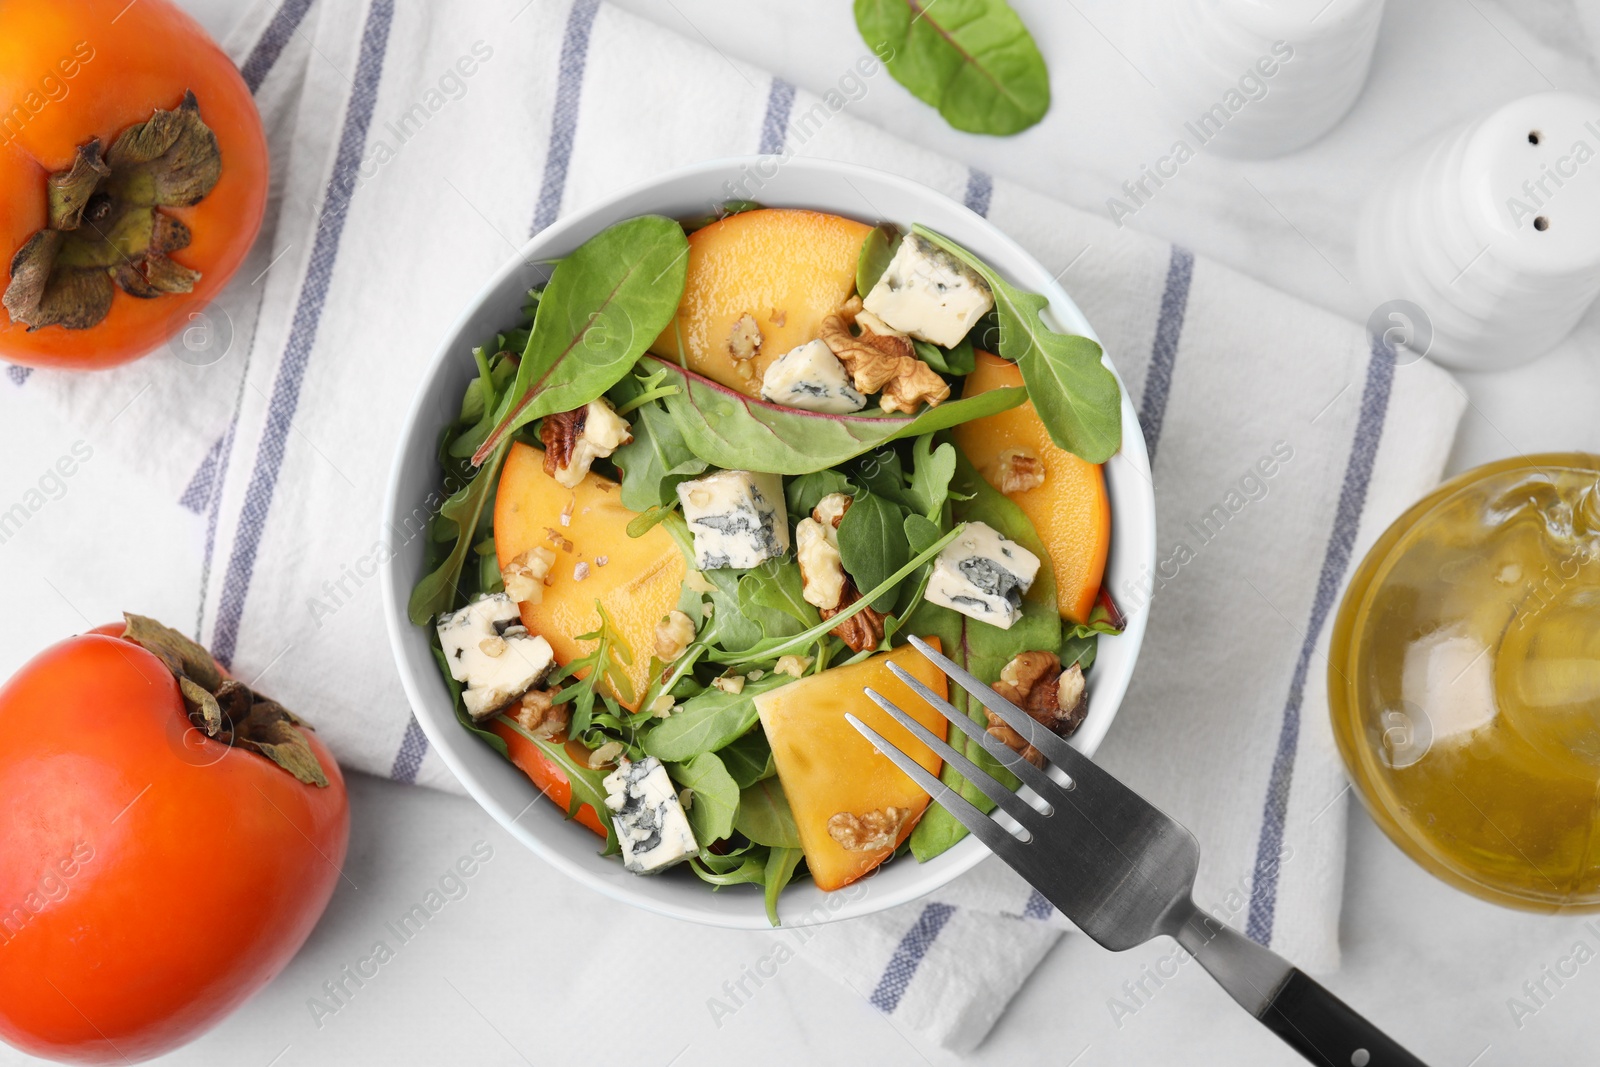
862;233;994;348
924;521;1041;629
760;339;867;414
436;593;556;719
603;756;698;874
676;469;790;570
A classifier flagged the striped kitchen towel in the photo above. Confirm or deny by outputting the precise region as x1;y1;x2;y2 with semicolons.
0;0;1467;1052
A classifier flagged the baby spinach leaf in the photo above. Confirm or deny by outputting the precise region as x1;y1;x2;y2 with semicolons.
908;455;1060;861
763;847;804;926
641;674;788;762
787;469;853;518
408;439;509;624
472;216;690;465
648;355;1025;475
903;512;943;553
856;222;902;297
914;337;975;377
1060;631;1097;671
914;225;1121;463
736;777;801;848
719;730;776;788
906;434;958;520
610;373;707;512
854;0;1050;136
838;492;910;612
851;446;916;511
669;751;739;845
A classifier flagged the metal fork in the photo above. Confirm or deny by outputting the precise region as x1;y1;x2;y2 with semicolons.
851;635;1429;1067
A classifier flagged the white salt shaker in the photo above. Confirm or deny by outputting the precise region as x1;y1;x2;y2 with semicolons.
1357;91;1600;371
1142;0;1388;158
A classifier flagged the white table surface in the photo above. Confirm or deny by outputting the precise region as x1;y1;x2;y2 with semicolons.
4;1;1599;1064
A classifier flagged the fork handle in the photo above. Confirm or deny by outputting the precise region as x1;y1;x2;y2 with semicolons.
1261;968;1429;1067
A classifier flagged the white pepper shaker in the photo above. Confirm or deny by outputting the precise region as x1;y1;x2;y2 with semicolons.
1356;91;1600;371
1142;0;1388;158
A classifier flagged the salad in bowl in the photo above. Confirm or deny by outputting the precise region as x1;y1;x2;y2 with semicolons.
384;160;1153;927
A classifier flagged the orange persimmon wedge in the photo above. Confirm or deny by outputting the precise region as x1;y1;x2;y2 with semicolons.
649;208;871;396
754;641;948;891
487;722;607;839
952;351;1111;625
494;442;686;709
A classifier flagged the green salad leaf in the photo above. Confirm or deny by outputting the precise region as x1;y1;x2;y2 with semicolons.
496;712;618;855
669;751;740;845
914;336;975;376
472;216;690;465
856;221;901;297
838;491;910;612
609;368;707;511
738;559;821;638
786;469;854;518
914;225;1121;463
718;730;776;787
763;847;804;926
648;355;1025;475
854;0;1050;136
641;674;787;762
735;777;802;849
908;455;1061;861
408;439;508;624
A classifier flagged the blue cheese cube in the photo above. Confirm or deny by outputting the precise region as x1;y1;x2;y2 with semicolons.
436;593;556;719
925;521;1042;630
676;469;790;570
603;756;698;874
760;339;867;414
863;233;994;347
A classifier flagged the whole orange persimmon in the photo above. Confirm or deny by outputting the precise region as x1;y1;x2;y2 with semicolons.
0;0;268;370
0;618;348;1064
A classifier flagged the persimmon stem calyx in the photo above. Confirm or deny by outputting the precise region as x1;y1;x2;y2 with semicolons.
2;91;221;332
122;614;332;788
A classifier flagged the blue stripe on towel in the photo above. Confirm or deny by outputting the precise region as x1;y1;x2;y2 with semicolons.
870;902;957;1013
1244;336;1394;946
239;0;316;94
391;715;430;783
1138;246;1194;463
5;367;28;387
530;0;602;236
178;436;226;514
1023;889;1053;920
210;0;395;667
963;168;993;218
759;78;796;154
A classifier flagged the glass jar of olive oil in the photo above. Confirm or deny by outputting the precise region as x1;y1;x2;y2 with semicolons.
1330;454;1600;911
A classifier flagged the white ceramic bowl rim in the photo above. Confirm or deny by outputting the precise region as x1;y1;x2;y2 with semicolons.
380;157;1157;929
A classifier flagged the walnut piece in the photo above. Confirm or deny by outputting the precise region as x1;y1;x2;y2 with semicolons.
587;740;625;769
985;652;1089;767
827;806;909;851
819;303;950;415
728;313;763;361
655;609;697;663
712;675;745;695
540;398;632;489
510;689;568;740
989;447;1046;494
774;654;812;678
822;583;885;653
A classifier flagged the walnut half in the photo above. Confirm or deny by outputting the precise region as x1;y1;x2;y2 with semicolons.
985;652;1089;767
819;301;949;415
827;806;909;851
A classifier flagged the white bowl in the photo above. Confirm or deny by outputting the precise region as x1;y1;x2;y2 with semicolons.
380;158;1156;929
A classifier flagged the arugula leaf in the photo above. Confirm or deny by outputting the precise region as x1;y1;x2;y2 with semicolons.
913;225;1121;463
669;751;739;845
648;355;1025;475
854;0;1050;136
450;348;520;459
551;602;635;735
763;847;804;926
408;439;509;624
689;847;767;887
640;674;787;762
738;559;821;638
472;216;690;465
610;370;707;512
838;492;910;612
719;730;776;788
914;336;975;376
495;712;618;854
735;777;801;848
856;221;902;297
908;455;1061;861
786;469;853;518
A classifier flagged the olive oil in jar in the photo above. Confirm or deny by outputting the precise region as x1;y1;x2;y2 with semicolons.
1330;454;1600;910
